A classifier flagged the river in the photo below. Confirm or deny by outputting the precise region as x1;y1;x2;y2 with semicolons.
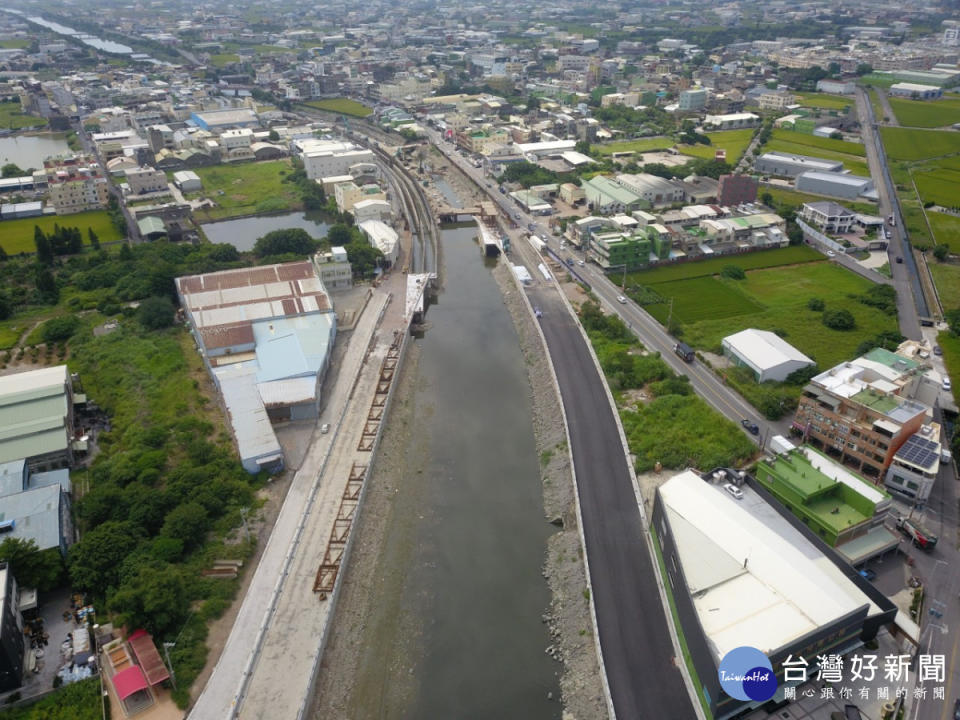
200;212;331;252
335;216;560;718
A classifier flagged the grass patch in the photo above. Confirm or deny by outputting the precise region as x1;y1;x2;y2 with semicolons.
303;98;373;117
0;100;46;130
643;276;765;324
0;211;123;255
767;129;866;157
671;263;899;368
793;92;853;111
869;89;886;122
930;263;960;310
209;53;241;67
678;129;754;164
0;38;30;49
592;136;674;156
761;186;878;215
880;127;960;161
860;74;899;88
887;97;960;128
624;245;822;285
191;160;300;221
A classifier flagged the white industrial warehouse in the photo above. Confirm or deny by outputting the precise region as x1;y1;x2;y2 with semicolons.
722;328;814;382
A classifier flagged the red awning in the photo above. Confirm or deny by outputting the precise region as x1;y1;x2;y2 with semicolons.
128;629;171;686
112;666;149;700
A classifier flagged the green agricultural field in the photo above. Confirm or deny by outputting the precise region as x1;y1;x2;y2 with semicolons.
762;130;870;177
303;98;373;117
646;263;898;368
0;211;122;255
901;200;932;247
761;186;878;216
887;97;960;129
0;38;30;49
209;53;241;68
913;168;960;209
927;212;960;253
0;100;46;130
929;263;960;310
592;137;675;155
192;160;299;220
624;245;822;285
880;127;960;161
678;129;754;164
793;92;853;111
644;276;765;324
859;74;899;88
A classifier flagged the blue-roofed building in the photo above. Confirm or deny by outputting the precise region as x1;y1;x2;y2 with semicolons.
176;261;338;473
0;460;73;555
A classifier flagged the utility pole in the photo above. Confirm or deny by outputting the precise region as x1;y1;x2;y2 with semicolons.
162;642;176;689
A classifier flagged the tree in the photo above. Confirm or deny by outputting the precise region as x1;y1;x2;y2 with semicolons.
160;502;209;551
68;520;142;592
822;308;856;330
34;265;59;304
721;265;745;280
933;244;949;262
268;129;280;142
574;139;592;155
326;224;355;247
807;297;825;311
88;228;99;251
119;243;133;261
948;307;960;336
1;163;24;178
253;228;318;257
110;563;189;637
138;296;175;330
34;226;54;266
856;63;873;76
42;314;80;343
0;538;63;591
345;240;384;277
760;192;774;207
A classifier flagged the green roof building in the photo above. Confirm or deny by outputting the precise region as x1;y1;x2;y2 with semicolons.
754;444;893;551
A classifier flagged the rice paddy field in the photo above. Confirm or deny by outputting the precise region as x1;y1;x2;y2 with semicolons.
886;96;960;129
762;130;870;177
677;129;754;163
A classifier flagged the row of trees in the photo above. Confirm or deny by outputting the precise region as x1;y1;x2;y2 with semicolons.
34;224;99;265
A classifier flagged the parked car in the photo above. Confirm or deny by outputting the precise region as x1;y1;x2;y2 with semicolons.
741;419;760;435
723;483;743;500
321;423;330;434
944;377;952;391
934;345;943;356
895;256;903;263
616;295;627;304
953;698;960;720
577;259;585;266
826;250;836;257
534;306;542;319
859;568;876;581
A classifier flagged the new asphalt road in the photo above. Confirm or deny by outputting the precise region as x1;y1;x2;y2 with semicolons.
528;283;698;720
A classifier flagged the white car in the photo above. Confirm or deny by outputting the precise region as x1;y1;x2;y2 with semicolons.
577;259;585;267
944;377;952;391
826;250;836;257
617;295;627;304
723;483;744;500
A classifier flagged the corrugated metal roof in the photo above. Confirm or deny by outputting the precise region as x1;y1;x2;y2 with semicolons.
258;377;317;407
214;365;283;467
0;368;70;465
0;483;63;551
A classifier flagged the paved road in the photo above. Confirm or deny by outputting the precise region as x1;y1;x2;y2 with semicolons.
876;87;900;127
529;284;697;720
855;87;926;338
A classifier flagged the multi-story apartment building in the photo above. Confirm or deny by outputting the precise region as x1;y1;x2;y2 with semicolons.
44;156;110;215
757;91;796;110
793;349;934;480
678;88;707;111
125;166;168;195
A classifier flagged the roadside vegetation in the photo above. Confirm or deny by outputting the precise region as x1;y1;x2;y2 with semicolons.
580;300;755;472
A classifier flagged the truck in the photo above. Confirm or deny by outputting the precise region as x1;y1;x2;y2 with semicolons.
896;516;938;551
674;342;695;363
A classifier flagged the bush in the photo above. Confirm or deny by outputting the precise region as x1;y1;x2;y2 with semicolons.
720;265;745;280
41;314;80;343
807;297;825;311
822;308;856;330
138;296;175;330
